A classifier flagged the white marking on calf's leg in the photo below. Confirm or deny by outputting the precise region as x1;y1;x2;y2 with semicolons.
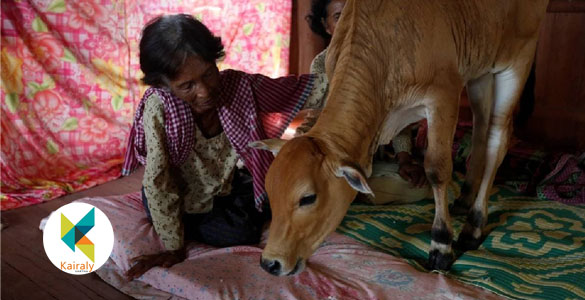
473;227;483;239
431;241;452;254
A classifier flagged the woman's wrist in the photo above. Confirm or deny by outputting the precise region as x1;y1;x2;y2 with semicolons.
171;247;186;260
396;151;412;166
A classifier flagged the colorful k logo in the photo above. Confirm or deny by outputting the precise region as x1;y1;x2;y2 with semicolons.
61;208;95;262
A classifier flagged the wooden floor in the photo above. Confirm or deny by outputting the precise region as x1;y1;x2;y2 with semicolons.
1;168;145;300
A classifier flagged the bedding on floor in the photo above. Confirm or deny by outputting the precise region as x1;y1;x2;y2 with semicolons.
53;192;502;300
35;121;584;299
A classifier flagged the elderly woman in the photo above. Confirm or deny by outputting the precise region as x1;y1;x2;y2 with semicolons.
122;14;325;279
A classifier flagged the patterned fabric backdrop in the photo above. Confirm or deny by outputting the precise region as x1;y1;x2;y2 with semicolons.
1;0;291;210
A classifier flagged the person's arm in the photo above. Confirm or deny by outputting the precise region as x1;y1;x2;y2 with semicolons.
392;127;413;156
292;72;329;136
310;48;328;74
127;95;185;279
394;127;427;187
302;73;328;110
251;69;328;114
292;49;331;136
305;48;330;110
240;71;323;139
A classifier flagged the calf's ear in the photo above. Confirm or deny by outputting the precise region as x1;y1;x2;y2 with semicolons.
248;139;287;156
335;164;373;195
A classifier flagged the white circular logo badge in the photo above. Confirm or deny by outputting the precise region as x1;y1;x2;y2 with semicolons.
43;202;114;275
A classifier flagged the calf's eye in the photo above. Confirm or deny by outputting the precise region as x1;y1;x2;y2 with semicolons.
299;194;316;207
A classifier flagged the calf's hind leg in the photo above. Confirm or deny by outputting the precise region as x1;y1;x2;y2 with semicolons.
456;60;534;251
452;73;494;215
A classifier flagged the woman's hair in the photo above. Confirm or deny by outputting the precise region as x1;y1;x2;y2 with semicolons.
305;0;332;41
139;14;225;87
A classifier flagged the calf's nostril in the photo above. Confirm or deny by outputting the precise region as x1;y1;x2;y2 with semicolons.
260;258;281;275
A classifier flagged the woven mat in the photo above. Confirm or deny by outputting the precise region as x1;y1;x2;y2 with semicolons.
338;173;585;300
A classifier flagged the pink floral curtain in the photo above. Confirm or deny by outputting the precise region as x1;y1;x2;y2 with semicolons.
1;0;291;210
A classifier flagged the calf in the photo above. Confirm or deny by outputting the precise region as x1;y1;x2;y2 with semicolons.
252;0;549;275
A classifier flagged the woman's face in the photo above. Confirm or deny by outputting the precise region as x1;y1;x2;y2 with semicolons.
168;54;220;115
323;0;346;36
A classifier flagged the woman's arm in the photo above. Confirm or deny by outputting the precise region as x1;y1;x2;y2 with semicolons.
127;95;185;279
250;71;323;114
142;96;184;251
309;48;328;75
293;49;331;135
302;73;328;110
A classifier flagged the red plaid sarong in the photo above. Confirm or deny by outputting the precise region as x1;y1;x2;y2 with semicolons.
123;70;315;211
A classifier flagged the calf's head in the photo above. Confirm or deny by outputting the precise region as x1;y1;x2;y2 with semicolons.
250;136;372;276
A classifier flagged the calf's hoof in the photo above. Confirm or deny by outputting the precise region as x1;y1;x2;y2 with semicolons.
427;249;454;271
455;231;484;251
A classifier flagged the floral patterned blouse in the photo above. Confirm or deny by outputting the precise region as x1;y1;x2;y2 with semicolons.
142;93;239;250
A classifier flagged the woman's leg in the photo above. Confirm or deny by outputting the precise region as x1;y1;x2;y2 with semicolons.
365;161;432;205
185;169;269;247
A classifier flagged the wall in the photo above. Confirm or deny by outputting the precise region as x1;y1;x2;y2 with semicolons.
517;0;585;151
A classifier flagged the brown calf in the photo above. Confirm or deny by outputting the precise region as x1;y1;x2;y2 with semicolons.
252;0;549;275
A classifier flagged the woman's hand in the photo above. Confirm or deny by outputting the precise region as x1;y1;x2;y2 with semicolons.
396;152;427;188
294;109;321;137
126;248;186;280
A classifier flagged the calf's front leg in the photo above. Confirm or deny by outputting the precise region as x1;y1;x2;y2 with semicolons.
423;86;461;270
